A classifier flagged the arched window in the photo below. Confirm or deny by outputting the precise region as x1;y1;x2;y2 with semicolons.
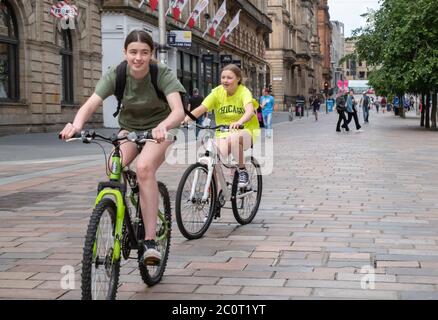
60;30;74;104
0;1;19;100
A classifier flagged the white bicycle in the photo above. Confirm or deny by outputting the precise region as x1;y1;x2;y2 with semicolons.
175;124;263;240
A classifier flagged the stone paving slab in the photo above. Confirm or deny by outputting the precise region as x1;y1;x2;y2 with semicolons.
1;111;438;299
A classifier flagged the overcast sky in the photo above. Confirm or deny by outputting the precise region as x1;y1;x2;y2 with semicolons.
328;0;382;37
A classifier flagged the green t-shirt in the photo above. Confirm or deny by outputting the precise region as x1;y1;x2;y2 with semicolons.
202;84;260;139
94;63;186;131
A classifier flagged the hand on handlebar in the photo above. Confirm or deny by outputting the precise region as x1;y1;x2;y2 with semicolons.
229;121;244;130
59;123;80;140
151;124;168;143
182;116;194;125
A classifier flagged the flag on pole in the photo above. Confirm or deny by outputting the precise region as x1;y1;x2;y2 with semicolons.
217;9;240;45
139;0;159;12
184;0;209;29
166;0;188;20
202;0;226;38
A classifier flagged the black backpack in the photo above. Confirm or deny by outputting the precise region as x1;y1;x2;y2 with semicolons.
113;61;197;121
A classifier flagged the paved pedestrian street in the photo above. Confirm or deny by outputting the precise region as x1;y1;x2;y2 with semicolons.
1;111;438;300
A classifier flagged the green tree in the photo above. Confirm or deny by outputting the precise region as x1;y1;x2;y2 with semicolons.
353;0;438;128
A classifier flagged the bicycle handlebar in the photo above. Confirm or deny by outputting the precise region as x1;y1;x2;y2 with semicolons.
182;123;244;131
59;129;176;145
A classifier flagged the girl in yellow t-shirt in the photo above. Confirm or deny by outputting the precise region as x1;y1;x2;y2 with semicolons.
183;64;260;187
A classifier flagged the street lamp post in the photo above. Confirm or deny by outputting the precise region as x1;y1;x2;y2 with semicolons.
158;0;167;65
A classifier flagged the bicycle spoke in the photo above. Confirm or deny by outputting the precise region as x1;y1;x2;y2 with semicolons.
176;164;216;239
232;158;262;225
90;209;114;300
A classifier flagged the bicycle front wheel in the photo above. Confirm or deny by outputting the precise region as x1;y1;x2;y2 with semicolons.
175;163;217;239
138;181;172;286
81;198;120;300
231;157;263;225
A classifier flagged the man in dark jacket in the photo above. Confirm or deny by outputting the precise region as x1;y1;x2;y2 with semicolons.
335;93;349;132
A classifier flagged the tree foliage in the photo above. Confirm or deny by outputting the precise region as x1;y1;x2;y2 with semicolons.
353;0;438;121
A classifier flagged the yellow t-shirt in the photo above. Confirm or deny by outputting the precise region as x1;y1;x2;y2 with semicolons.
202;84;260;139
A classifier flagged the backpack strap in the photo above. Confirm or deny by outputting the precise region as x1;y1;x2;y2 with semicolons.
113;60;127;118
149;63;167;102
113;61;198;121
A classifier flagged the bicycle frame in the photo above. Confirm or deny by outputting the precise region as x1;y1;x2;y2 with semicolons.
190;133;233;203
93;144;169;263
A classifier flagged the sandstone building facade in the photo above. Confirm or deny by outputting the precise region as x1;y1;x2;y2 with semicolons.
266;0;332;110
98;0;272;127
0;0;102;135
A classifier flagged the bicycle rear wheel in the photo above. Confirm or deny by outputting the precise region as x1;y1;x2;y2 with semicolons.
138;181;171;286
231;157;263;225
175;163;217;239
81;198;120;300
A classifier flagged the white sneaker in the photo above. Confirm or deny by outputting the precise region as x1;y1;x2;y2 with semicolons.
356;129;364;133
141;240;161;266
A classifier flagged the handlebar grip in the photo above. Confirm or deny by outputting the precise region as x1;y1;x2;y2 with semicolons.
143;131;154;140
58;132;82;140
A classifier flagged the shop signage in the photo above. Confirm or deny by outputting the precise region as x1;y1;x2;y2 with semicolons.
220;55;233;64
202;54;214;63
167;30;192;48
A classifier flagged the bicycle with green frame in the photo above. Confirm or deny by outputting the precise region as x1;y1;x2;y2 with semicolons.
62;129;172;300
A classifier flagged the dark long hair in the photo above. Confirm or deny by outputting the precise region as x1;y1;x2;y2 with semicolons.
124;30;154;51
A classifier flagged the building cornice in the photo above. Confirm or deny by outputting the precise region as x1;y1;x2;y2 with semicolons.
232;0;272;33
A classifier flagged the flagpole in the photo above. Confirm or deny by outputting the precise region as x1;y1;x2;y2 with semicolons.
183;14;191;29
202;22;210;37
158;0;167;64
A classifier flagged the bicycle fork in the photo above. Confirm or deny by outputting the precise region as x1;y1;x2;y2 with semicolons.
94;189;126;263
189;157;215;203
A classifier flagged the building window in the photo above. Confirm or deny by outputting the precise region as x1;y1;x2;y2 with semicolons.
0;1;19;100
60;30;74;104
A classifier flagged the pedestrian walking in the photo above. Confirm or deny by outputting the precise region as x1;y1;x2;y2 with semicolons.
187;88;206;138
311;94;321;121
381;96;387;114
256;106;264;128
296;94;305;118
259;88;274;138
393;95;400;115
335;93;349;132
345;89;363;132
359;92;370;123
374;97;380;113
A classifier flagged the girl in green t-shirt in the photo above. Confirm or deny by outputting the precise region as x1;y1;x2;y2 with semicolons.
183;64;260;188
59;30;186;266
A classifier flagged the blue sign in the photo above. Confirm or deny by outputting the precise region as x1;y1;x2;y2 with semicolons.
326;99;334;112
167;31;192;48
